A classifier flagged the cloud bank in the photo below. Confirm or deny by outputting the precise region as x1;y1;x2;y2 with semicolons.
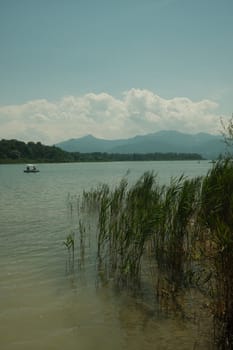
0;89;221;144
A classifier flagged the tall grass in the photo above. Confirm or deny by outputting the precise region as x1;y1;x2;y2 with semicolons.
200;158;233;349
67;159;233;348
76;172;202;290
152;175;202;287
95;172;161;287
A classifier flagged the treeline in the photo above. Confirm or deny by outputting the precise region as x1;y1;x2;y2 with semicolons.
0;139;203;163
0;139;74;163
74;152;203;162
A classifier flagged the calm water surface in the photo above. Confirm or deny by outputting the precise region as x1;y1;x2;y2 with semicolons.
0;161;212;350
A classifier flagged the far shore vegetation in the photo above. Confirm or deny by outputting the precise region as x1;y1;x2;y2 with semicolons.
0;138;203;164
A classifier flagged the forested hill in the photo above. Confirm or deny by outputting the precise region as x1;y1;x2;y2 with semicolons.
0;139;75;163
0;139;203;163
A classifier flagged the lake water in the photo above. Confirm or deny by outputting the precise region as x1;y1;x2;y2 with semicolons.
0;161;213;350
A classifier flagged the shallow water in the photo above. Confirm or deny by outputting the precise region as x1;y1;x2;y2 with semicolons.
0;161;213;349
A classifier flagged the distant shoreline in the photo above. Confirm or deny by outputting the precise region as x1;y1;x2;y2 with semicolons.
0;139;204;164
0;155;204;165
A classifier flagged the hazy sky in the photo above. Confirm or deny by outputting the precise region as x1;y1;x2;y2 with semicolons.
0;0;232;144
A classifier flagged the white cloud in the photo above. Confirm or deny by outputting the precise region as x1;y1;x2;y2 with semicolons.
0;89;222;144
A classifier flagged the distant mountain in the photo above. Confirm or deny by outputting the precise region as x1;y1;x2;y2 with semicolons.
57;134;125;153
56;130;226;159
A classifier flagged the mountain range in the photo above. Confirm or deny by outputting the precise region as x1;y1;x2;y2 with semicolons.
56;130;227;159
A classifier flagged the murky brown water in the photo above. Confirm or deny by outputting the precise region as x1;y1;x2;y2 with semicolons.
0;162;213;349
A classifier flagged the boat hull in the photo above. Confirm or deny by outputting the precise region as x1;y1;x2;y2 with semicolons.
24;170;40;173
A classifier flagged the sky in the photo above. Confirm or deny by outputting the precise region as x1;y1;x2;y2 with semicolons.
0;0;232;144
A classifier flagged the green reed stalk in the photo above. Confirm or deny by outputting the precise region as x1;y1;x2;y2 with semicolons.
152;175;202;287
200;158;233;349
63;232;75;272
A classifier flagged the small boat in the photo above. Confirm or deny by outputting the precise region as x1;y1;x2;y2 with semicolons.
23;164;40;173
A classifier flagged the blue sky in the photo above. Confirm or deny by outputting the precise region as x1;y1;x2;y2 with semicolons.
0;0;232;143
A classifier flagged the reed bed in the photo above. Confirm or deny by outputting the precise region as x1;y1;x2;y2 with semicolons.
199;158;233;349
67;158;233;349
